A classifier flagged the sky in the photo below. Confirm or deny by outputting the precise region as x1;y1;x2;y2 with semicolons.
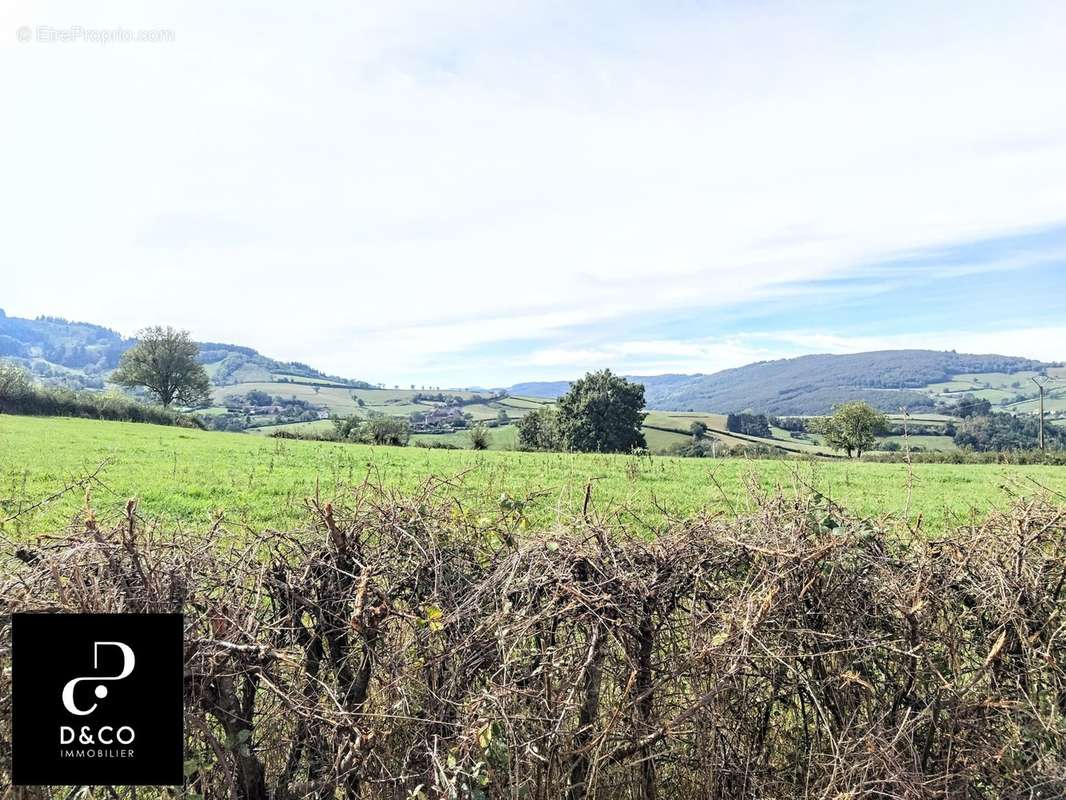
3;0;1066;387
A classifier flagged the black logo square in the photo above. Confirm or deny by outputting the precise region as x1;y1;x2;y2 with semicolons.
11;613;184;786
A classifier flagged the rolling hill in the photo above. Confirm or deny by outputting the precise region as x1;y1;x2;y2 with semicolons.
510;350;1058;415
0;308;368;390
4;309;1060;420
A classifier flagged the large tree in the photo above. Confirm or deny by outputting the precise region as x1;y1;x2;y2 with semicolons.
556;369;647;453
813;401;888;458
110;326;211;408
0;361;32;399
516;406;561;451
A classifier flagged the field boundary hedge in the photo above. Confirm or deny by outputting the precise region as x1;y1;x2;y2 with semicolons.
2;488;1065;797
0;365;201;428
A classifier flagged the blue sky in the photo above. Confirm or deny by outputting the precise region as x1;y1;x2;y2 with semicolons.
3;1;1066;385
449;224;1066;381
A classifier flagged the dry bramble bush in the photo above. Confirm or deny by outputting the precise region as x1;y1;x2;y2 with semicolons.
1;480;1066;799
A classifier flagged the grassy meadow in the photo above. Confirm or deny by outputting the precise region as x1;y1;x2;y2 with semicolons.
409;424;520;450
3;414;1065;539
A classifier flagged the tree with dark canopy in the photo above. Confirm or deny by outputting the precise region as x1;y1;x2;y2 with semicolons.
556;369;647;453
812;401;888;458
726;412;771;438
110;326;211;408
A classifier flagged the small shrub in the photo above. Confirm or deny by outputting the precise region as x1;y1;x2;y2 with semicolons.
469;423;491;450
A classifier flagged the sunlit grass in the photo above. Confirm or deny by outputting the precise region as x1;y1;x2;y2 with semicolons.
2;414;1064;538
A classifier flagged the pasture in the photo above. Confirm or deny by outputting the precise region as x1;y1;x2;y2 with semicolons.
206;379;1028;457
209;381;520;430
925;366;1066;413
409;424;520;450
3;415;1064;538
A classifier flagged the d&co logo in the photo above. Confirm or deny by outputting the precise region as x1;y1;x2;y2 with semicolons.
11;613;183;786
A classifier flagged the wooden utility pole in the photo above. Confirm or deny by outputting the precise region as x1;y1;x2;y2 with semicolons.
1032;375;1049;451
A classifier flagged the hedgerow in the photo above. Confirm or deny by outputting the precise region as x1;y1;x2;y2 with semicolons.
2;485;1065;798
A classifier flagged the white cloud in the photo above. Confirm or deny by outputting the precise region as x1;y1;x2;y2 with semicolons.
518;338;785;380
2;1;1066;383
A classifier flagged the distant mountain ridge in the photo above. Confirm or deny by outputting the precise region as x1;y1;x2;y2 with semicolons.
509;350;1057;415
0;308;367;390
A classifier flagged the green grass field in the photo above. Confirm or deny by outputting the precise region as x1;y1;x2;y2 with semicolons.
246;418;335;436
1006;394;1066;414
642;411;834;455
3;415;1064;539
410;424;519;450
924;369;1066;411
879;434;957;451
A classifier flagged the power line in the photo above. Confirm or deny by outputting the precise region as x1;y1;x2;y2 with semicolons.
1031;375;1063;452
